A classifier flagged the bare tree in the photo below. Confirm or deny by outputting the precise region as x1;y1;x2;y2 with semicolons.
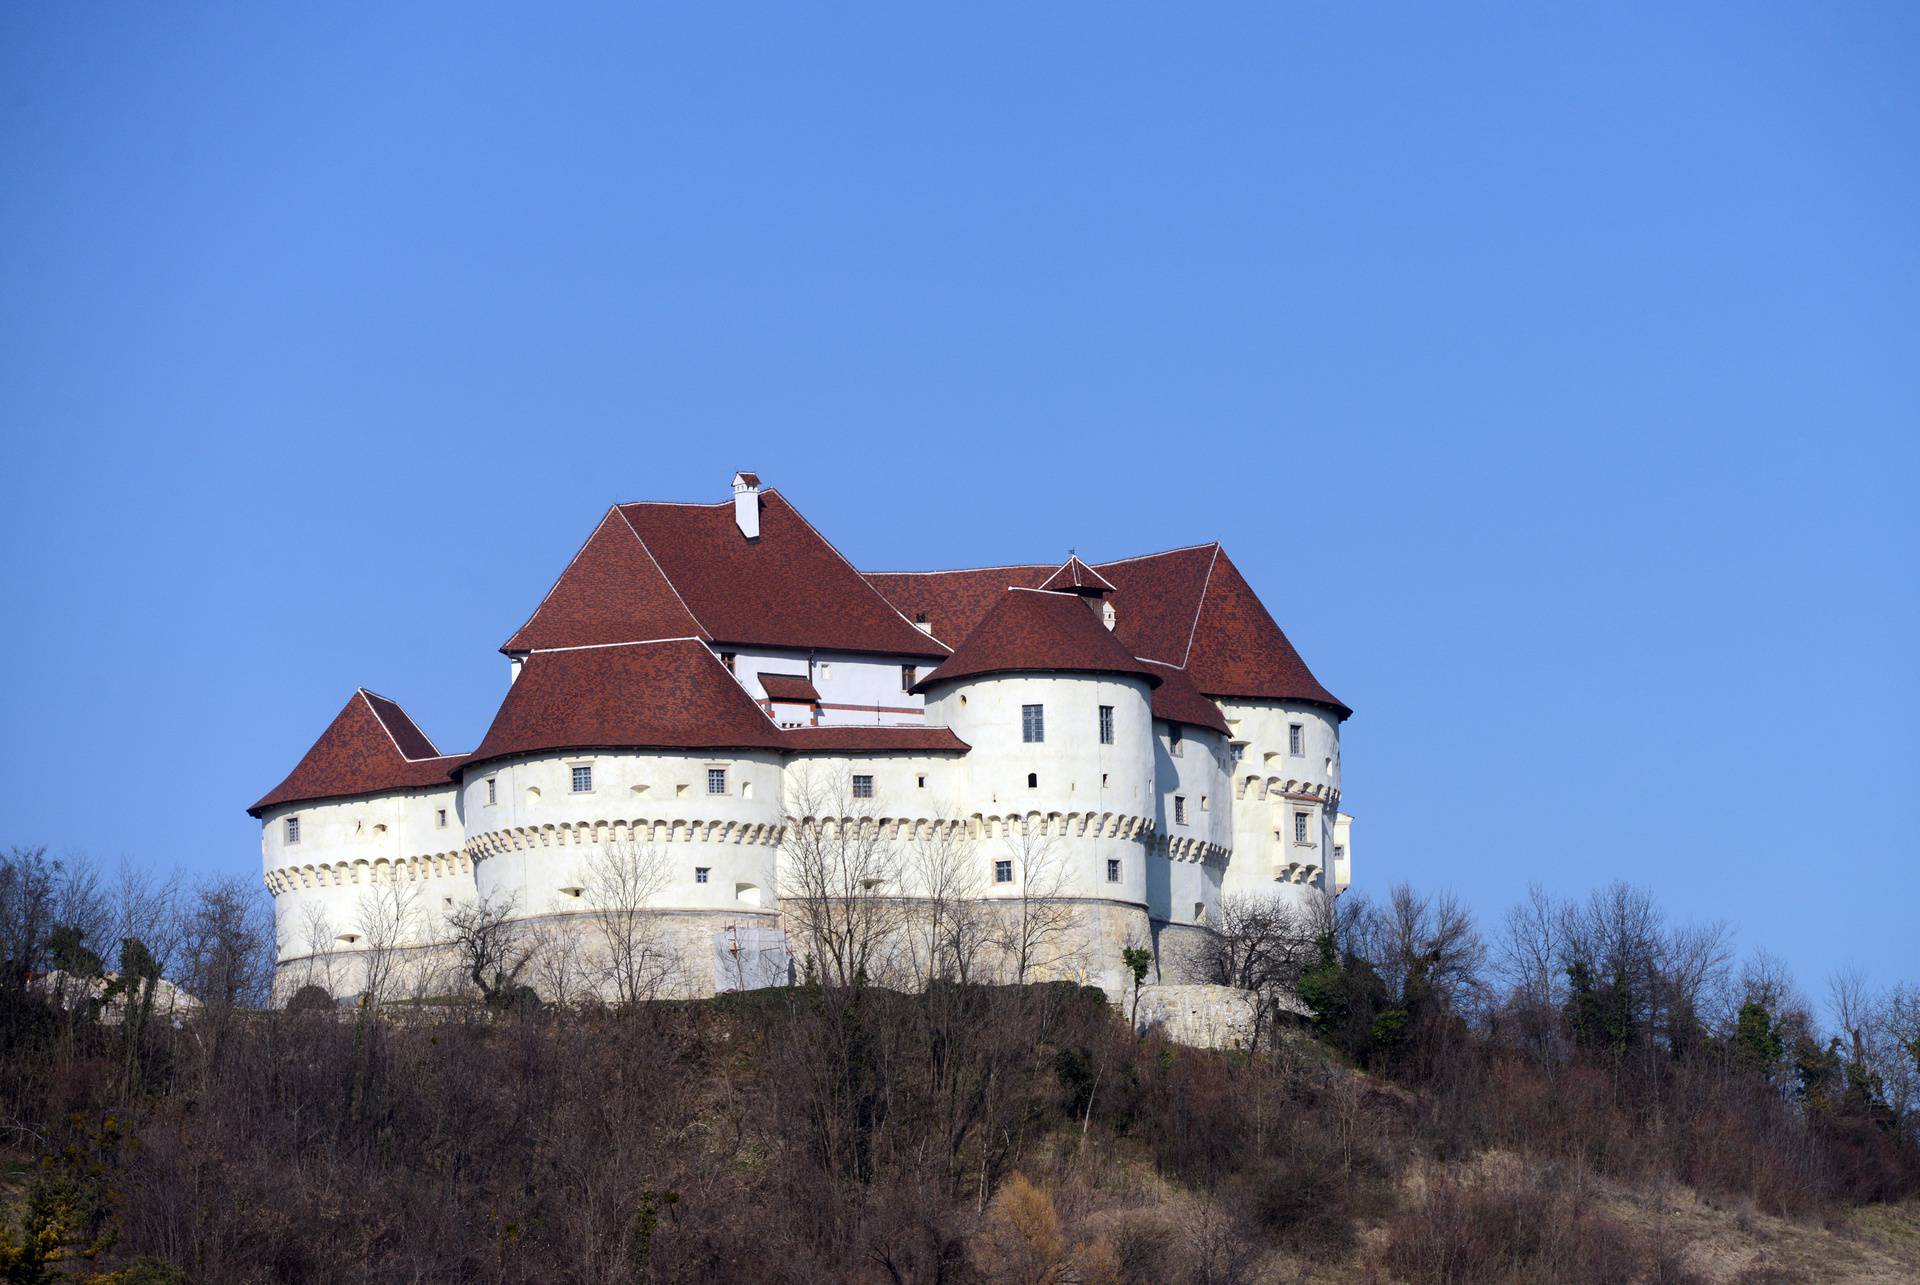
445;894;536;1008
177;877;275;1012
527;921;591;1008
779;766;908;988
989;820;1079;984
294;899;342;999
903;814;989;986
582;841;675;1004
355;878;423;1006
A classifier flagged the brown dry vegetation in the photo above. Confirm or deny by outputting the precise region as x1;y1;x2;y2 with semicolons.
2;846;1917;1283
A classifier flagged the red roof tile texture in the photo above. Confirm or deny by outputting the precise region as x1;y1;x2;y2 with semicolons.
502;508;706;653
466;640;786;770
781;725;970;753
1141;660;1231;735
913;589;1163;692
868;543;1349;718
249;691;465;815
506;490;947;659
758;672;821;703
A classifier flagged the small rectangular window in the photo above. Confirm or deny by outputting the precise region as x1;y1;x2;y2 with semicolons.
1022;703;1045;743
721;652;737;673
852;774;874;799
695;866;710;884
901;664;916;692
916;774;927;789
1295;811;1310;844
486;777;497;805
571;764;593;793
1333;844;1345;862
1169;725;1183;757
1174;795;1187;824
1289;723;1304;756
994;859;1012;884
1201;795;1209;811
285;815;301;844
818;663;832;680
436;808;447;829
707;767;727;795
1106;858;1120;883
1098;704;1114;744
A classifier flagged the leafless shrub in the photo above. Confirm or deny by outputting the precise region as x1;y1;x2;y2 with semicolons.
779;766;908;987
445;893;536;1007
582;840;675;1004
990;821;1080;984
354;878;422;1006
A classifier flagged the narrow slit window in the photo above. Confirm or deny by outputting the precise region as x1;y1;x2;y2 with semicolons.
435;808;447;829
1026;772;1038;789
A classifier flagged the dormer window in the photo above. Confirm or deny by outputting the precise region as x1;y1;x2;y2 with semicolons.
285;815;301;844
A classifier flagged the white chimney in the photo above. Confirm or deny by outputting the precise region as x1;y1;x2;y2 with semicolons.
731;471;761;539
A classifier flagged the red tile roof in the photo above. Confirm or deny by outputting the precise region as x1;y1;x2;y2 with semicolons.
249;691;466;816
757;672;820;703
465;639;786;771
502;507;706;653
1038;556;1116;594
912;588;1162;692
507;490;946;659
781;725;970;754
868;543;1349;718
1140;660;1230;735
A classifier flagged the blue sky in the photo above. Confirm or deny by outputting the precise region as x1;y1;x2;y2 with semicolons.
3;4;1914;997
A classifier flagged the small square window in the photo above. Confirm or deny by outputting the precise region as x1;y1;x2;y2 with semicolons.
695;866;710;884
436;808;447;829
1106;858;1120;883
1021;703;1045;743
994;859;1013;884
901;664;916;692
1098;705;1114;745
285;815;301;844
1294;811;1310;844
1169;726;1183;758
1289;724;1304;756
852;774;874;799
486;777;498;805
707;767;728;795
571;764;593;793
1174;795;1187;824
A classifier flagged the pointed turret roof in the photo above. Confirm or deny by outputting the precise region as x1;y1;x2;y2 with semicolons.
465;639;786;771
248;691;466;816
911;588;1161;692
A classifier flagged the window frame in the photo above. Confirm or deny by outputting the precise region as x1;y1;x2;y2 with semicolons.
1021;703;1045;743
570;763;594;794
851;773;875;799
486;777;498;806
1289;723;1304;757
285;815;300;844
900;663;916;692
993;859;1013;884
1106;858;1120;883
1174;795;1187;825
1098;704;1114;745
707;767;728;796
1294;810;1311;845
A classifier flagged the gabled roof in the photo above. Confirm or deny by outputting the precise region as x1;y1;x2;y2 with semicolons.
781;725;970;754
1140;660;1231;735
912;588;1161;692
503;507;707;653
1038;556;1116;595
867;542;1349;718
506;490;948;659
465;639;786;771
249;690;466;816
758;672;821;703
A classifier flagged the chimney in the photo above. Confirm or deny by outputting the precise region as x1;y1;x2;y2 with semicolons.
731;471;761;539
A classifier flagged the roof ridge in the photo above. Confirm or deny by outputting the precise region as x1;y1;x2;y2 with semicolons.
864;561;1054;576
774;490;955;656
615;505;713;641
526;635;710;655
357;689;443;761
1093;540;1221;568
499;505;625;655
1180;545;1222;668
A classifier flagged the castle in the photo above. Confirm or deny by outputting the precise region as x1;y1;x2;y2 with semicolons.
251;474;1352;999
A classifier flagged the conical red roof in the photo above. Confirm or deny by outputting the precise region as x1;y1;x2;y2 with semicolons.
912;589;1161;691
249;691;465;815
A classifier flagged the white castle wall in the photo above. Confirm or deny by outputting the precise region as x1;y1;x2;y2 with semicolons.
460;749;786;917
726;647;931;726
1220;700;1344;912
